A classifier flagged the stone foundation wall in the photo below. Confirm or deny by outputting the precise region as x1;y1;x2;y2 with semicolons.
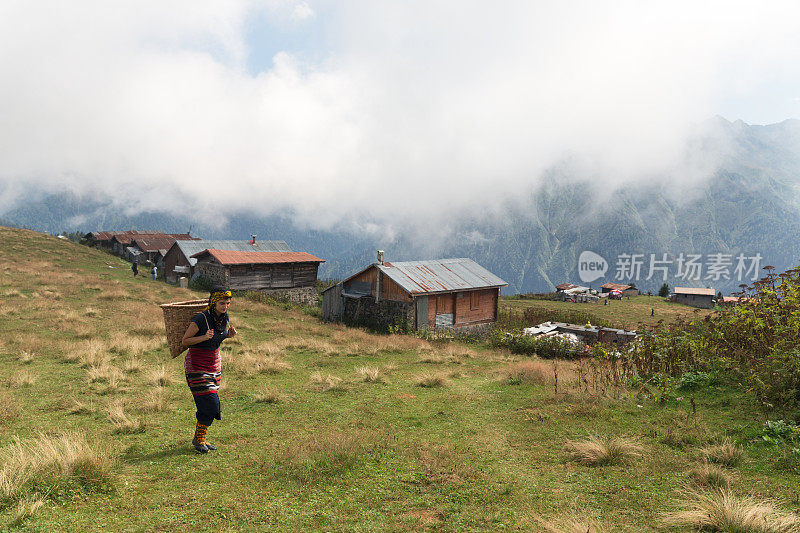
343;296;415;331
196;263;230;287
452;321;494;334
257;286;318;306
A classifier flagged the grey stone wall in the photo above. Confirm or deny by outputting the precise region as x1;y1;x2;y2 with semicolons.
258;286;318;306
196;262;229;287
343;296;415;331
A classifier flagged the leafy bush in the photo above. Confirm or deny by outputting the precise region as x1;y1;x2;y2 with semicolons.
761;420;800;445
623;264;800;414
679;371;718;390
490;331;586;359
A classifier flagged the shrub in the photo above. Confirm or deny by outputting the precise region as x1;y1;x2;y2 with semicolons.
565;436;643;466
625;264;800;413
491;331;586;359
761;420;800;445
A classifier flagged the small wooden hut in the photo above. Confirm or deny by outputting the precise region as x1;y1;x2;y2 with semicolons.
322;255;507;332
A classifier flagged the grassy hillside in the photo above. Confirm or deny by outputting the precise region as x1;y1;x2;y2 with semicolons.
1;227;799;531
501;295;714;330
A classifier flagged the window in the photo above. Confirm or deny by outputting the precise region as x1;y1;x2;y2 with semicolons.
470;291;479;310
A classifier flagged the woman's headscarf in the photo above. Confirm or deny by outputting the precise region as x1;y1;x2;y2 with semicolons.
206;287;232;330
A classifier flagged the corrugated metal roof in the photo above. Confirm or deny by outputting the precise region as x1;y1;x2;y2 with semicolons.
191;249;324;265
674;287;716;296
171;240;292;266
376;258;506;295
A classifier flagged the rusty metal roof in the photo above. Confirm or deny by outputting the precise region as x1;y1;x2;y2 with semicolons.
375;258;506;295
132;237;185;252
674;287;716;296
111;232;196;245
169;240;292;266
191;249;325;265
600;282;633;291
555;283;581;290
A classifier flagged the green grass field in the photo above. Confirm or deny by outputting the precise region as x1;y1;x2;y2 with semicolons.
1;227;798;531
501;295;714;330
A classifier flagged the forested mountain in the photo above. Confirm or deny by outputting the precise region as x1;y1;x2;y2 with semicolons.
3;118;799;294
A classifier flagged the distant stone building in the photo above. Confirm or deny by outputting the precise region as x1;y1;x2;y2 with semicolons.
322;255;507;332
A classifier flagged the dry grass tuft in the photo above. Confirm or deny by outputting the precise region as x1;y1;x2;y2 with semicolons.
418;353;457;365
415;372;450;388
87;363;122;386
141;388;170;412
309;372;345;392
74;339;110;367
565;435;643;466
109;333;161;357
0;391;21;422
106;401;145;434
98;288;130;300
66;400;94;415
688;462;733;489
231;351;292;375
498;359;552;385
17;351;35;365
123;356;142;374
8;370;36;388
356;366;387;383
146;365;175;387
273;428;381;482
261;356;292;374
699;440;743;468
539;516;610;533
254;387;286;404
663;489;800;532
12;495;46;524
0;432;114;501
83;307;101;317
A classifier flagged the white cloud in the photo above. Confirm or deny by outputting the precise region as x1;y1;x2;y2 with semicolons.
1;1;799;234
291;2;314;21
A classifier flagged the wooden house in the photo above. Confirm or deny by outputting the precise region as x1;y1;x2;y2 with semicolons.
322;256;507;332
600;282;638;298
191;249;325;305
672;287;715;308
109;231;195;256
163;239;291;283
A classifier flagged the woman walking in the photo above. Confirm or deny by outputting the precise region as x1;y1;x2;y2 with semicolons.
181;287;237;453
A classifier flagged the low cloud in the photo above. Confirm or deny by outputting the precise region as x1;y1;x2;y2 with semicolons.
1;1;799;236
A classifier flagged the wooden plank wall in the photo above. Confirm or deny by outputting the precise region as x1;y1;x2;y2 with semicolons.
350;266;412;302
427;288;498;327
228;262;319;290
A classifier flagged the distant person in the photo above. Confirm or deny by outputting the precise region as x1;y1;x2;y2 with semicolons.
651;308;654;317
181;287;238;454
131;261;138;277
151;265;157;280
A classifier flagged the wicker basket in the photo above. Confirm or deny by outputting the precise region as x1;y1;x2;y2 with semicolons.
160;299;208;358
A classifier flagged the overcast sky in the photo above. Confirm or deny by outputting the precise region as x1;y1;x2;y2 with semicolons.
1;1;799;231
